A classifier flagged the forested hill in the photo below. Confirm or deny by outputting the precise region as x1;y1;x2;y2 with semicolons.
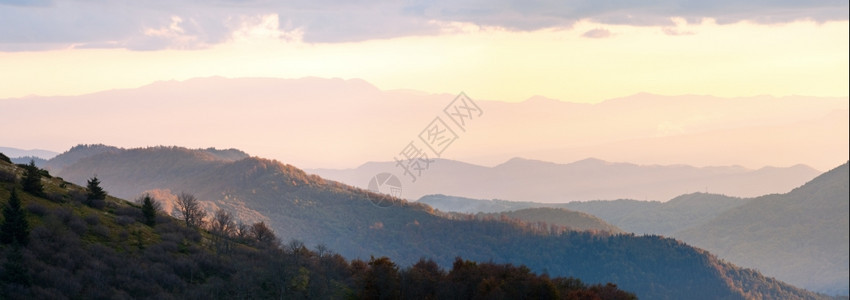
0;152;637;299
420;167;850;295
45;145;829;299
675;162;850;295
472;207;624;233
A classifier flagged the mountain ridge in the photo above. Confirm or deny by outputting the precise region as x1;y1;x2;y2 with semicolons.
419;163;850;295
675;162;850;295
2;76;846;170
42;144;831;299
310;155;821;202
1;152;642;299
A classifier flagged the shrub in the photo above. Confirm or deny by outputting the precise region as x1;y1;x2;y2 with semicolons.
0;169;16;183
52;207;75;224
116;216;136;226
45;192;65;203
69;190;87;204
115;206;141;218
84;214;101;226
90;224;110;238
68;217;87;236
26;202;49;216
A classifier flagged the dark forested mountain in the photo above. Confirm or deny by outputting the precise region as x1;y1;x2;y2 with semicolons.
42;144;123;172
43;144;249;174
420;193;746;236
675;163;850;296
421;165;850;296
0;154;636;299
419;195;624;233
311;157;821;202
565;193;746;235
417;194;545;214
43;145;830;299
473;207;624;233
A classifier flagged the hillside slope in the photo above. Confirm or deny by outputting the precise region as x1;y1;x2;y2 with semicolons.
46;145;829;299
0;153;636;299
675;163;850;295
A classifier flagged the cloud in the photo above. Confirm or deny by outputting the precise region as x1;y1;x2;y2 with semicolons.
662;27;695;36
0;0;846;51
582;28;612;38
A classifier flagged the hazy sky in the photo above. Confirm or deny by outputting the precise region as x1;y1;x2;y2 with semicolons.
1;0;847;102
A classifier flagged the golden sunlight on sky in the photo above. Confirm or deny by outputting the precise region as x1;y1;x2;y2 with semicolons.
1;15;846;103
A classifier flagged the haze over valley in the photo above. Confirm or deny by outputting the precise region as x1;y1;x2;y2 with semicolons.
2;0;848;298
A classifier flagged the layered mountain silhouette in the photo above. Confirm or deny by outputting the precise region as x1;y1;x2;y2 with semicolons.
1;154;645;299
472;206;624;233
2;77;846;170
38;144;830;299
311;157;821;202
421;163;850;295
0;147;58;167
0;147;58;160
675;163;849;295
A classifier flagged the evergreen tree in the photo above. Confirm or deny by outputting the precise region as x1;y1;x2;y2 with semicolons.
1;189;29;246
21;160;42;196
86;176;107;208
141;194;158;227
1;242;31;287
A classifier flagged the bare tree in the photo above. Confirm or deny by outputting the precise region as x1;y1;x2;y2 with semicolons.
251;221;277;248
315;244;330;258
209;209;235;253
175;192;206;228
210;209;235;236
235;222;251;241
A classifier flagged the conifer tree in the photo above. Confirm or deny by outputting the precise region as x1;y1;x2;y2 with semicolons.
86;176;107;208
1;189;29;246
141;194;158;227
21;160;42;196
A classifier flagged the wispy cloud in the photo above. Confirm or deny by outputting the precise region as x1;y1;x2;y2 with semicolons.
662;27;695;36
0;0;846;51
582;28;612;38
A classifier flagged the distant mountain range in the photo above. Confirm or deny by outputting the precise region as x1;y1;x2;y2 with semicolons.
420;163;850;295
36;144;830;299
1;77;846;170
0;147;58;160
310;157;821;202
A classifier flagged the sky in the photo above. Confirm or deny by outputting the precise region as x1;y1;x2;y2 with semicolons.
0;0;848;103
